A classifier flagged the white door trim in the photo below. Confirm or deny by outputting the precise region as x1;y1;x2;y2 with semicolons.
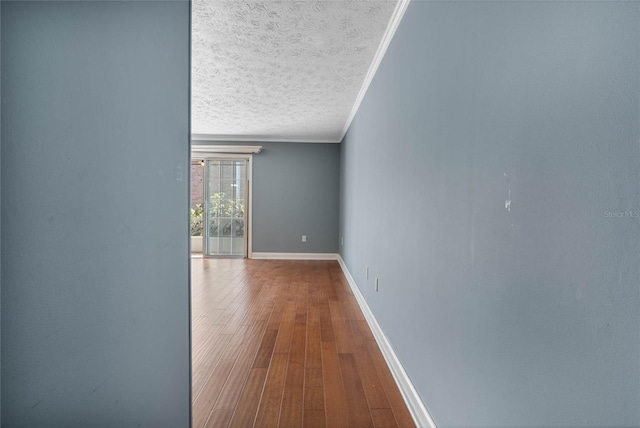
192;153;253;258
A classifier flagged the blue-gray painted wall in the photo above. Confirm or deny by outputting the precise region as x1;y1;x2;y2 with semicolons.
340;2;640;427
1;2;190;427
194;142;340;254
252;142;339;253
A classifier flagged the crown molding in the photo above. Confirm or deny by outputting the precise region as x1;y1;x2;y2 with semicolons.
191;134;340;144
191;144;263;154
338;0;411;142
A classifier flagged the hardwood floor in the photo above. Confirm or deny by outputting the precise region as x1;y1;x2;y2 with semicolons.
191;258;415;428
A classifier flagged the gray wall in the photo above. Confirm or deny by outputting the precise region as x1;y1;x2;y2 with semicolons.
253;142;339;253
194;142;340;254
1;2;190;427
340;2;640;427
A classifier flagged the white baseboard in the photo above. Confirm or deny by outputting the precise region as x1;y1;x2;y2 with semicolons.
337;256;437;428
251;252;339;260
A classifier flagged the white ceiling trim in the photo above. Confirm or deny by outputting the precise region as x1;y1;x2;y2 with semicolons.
338;0;412;143
192;0;410;146
192;1;401;143
191;133;338;144
191;144;263;154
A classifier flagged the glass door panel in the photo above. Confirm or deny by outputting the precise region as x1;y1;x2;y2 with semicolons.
204;159;247;257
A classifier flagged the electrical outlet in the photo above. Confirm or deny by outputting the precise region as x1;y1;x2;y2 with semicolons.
302;235;307;243
366;266;369;279
375;277;379;292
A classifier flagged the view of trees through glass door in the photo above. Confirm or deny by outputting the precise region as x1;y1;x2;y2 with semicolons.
204;159;247;257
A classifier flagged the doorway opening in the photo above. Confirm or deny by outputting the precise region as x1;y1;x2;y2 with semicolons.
190;153;253;258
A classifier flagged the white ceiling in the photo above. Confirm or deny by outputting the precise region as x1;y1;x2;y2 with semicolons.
191;0;403;143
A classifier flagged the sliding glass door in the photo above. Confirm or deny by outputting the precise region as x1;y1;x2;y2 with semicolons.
204;159;247;257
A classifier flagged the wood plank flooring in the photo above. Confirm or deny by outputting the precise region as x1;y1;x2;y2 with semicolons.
191;258;415;428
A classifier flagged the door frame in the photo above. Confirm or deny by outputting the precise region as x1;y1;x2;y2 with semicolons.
192;152;254;259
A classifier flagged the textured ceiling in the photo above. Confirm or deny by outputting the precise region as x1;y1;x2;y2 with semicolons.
192;0;399;143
